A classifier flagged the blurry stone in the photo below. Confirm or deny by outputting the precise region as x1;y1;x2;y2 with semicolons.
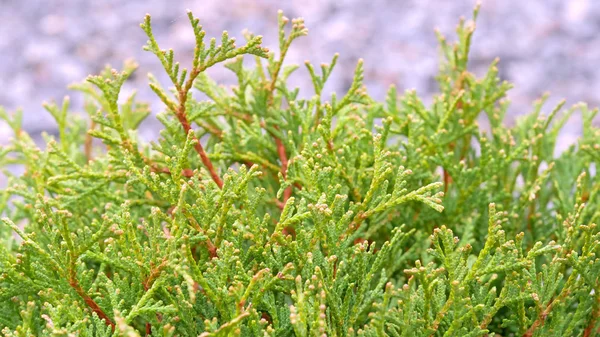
565;0;590;23
39;15;66;35
0;0;597;144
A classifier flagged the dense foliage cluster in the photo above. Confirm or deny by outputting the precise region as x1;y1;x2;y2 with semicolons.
1;5;599;336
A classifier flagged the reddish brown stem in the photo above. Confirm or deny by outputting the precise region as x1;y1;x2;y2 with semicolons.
523;290;570;337
275;136;293;204
523;311;547;337
443;169;452;194
179;208;218;259
150;165;195;179
84;120;96;162
275;137;288;174
174;109;223;189
441;76;466;194
142;259;168;292
198;121;223;139
583;293;600;337
69;278;115;330
526;202;536;236
227;109;253;122
281;225;296;239
583;320;596;337
141;259;168;336
174;67;224;189
264;42;297;207
274;199;285;210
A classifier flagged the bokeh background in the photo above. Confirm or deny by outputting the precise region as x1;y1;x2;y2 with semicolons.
1;0;599;146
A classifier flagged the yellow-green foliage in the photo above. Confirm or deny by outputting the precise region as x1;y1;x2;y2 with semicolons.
1;5;599;337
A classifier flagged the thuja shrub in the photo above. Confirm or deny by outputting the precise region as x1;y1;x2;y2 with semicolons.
1;5;599;336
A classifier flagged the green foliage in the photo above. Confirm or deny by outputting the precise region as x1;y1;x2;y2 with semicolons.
1;5;600;336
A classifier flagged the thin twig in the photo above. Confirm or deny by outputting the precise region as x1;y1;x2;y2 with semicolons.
141;258;168;336
584;286;600;336
180;208;218;258
523;289;571;337
175;66;224;189
69;278;115;329
150;165;195;179
275;135;293;204
84;120;96;162
266;40;294;206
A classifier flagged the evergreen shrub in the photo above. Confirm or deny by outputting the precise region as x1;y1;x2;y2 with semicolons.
1;5;599;336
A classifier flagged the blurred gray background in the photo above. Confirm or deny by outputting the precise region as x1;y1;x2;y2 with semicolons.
0;0;599;147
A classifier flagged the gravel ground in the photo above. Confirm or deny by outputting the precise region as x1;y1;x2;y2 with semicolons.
0;0;598;147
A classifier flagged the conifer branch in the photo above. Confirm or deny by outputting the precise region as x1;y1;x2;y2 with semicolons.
265;12;307;206
69;277;115;330
140;10;268;189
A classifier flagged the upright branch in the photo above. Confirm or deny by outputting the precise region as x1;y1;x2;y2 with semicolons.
275;137;292;204
267;11;308;104
69;277;115;329
266;11;308;206
141;11;268;189
84;120;95;162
